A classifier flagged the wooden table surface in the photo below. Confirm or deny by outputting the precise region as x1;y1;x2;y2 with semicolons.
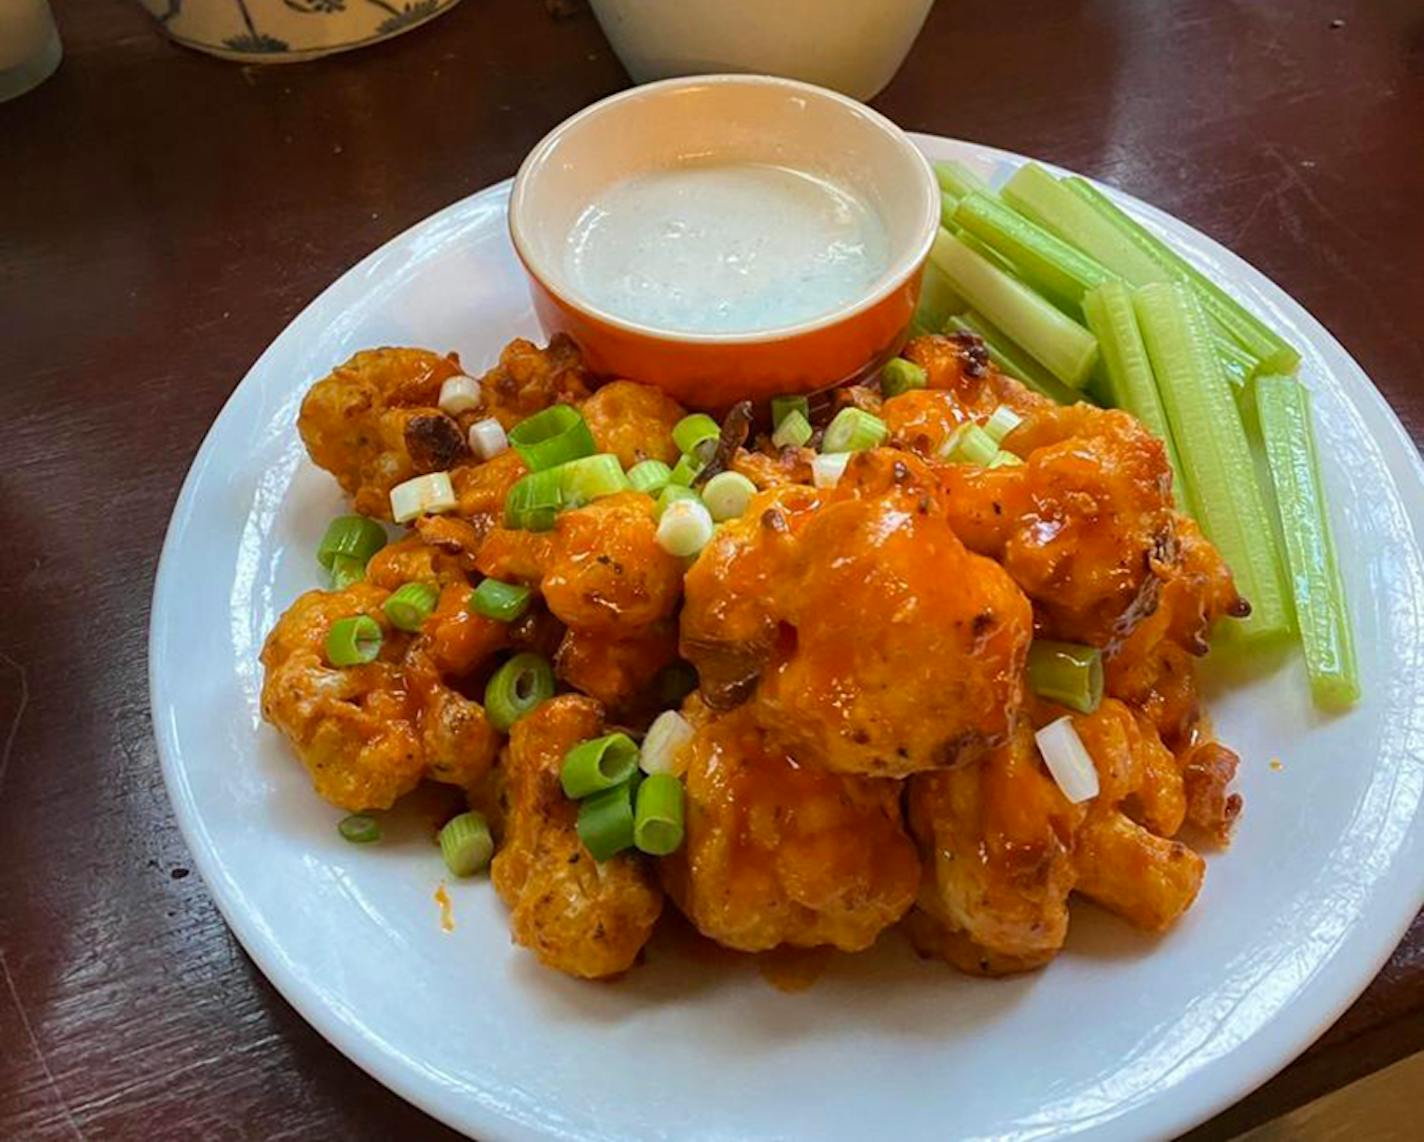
2;1;1421;1137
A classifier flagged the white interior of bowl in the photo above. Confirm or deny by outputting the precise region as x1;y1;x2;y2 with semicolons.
509;75;940;341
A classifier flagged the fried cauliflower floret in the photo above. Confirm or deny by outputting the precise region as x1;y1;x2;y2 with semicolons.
475;335;592;428
491;695;662;978
941;403;1179;647
906;724;1081;974
660;702;919;953
554;621;679;711
260;584;426;811
476;492;683;631
579;380;686;468
908;697;1211;975
298;347;470;519
904;333;1054;418
682;450;1032;777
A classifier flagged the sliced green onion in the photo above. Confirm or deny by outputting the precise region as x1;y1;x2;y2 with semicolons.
668;452;705;487
771;410;813;449
1134;283;1290;642
984;405;1023;444
1255;376;1359;709
560;453;630;507
634;774;685;856
822;407;889;454
931;230;1099;388
438;811;493;876
1082;281;1190;500
329;554;367;590
469;578;532;623
383;582;438;632
640;710;695;777
503;468;565;531
812;452;850;489
945;313;1084;406
468;417;509;461
508;405;596;471
1001;163;1166;288
934;159;995;201
1034;715;1100;804
771;395;810;429
1062;176;1300;375
656;484;700;519
702;471;757;522
484;652;555;732
627;459;673;496
657;497;715;557
881;357;928;398
317;515;388;570
987;451;1024;469
577;782;637;861
325;615;383;667
672;413;721;454
939;423;999;466
914;263;965;333
390;472;457;524
438;374;482;416
953;190;1115;314
1027;640;1104;713
338;813;381;843
560;732;640;799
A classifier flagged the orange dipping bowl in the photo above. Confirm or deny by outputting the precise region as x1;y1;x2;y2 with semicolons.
508;75;940;410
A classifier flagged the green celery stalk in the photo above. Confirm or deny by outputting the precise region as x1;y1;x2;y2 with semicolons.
955;228;1020;278
1002;162;1167;286
934;159;995;200
1063;176;1300;375
1213;329;1259;389
953;191;1115;315
1254;376;1359;708
914;262;964;334
1081;282;1189;503
947;312;1085;406
931;229;1099;388
940;192;959;230
1134;283;1290;643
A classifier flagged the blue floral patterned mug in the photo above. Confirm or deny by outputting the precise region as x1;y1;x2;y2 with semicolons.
140;0;463;61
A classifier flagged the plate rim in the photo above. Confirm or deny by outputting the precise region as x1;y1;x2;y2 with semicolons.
149;132;1424;1142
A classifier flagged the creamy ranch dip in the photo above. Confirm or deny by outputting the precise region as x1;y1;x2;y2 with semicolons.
565;162;891;334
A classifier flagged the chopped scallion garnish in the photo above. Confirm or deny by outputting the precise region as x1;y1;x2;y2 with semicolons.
639;710;695;777
438;811;494;876
469;578;532;623
701;471;757;522
483;652;555;732
317;515;388;570
627;459;673;496
508;405;596;471
329;553;367;590
770;395;810;429
325;614;383;667
668;452;706;487
656;497;715;557
338;813;381;844
559;453;630;507
561;733;641;799
881;357;927;398
1027;640;1104;713
383;582;439;632
672;413;721;454
984;405;1024;444
577;782;637;861
771;410;813;449
503;468;565;531
390;472;458;524
634;774;685;856
822;407;888;454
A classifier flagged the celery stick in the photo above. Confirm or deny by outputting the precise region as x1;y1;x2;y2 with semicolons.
934;159;995;201
1134;283;1290;642
940;192;959;231
954;191;1115;315
1214;331;1258;388
1002;163;1167;286
913;262;964;333
947;313;1085;406
931;230;1099;388
955;228;1020;278
1081;281;1189;502
1255;376;1358;708
1063;177;1300;375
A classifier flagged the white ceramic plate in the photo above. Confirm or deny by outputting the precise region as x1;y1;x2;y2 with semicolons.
150;135;1424;1141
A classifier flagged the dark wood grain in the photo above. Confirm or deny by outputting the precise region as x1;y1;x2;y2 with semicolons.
1;0;1420;1138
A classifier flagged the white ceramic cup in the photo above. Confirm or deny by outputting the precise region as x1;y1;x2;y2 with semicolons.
588;0;935;101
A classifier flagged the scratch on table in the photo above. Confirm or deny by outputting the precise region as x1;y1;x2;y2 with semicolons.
0;653;30;798
0;949;85;1141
